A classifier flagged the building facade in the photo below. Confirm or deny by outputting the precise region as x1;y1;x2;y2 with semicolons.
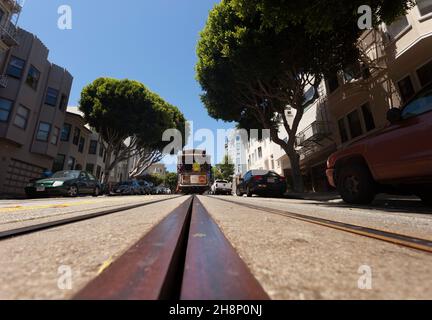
0;28;73;196
0;0;23;75
242;2;432;192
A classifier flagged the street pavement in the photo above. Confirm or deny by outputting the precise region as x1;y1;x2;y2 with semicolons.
0;194;430;299
200;195;432;300
0;195;187;299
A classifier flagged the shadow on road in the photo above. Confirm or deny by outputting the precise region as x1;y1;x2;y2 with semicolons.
312;197;432;215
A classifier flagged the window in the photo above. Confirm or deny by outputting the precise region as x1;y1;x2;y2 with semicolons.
338;118;349;143
387;16;410;38
417;60;432;88
361;103;376;132
61;123;72;141
0;98;13;122
13;105;30;129
258;147;263;159
86;163;95;174
26;65;41;90
45;87;59;106
52;154;66;172
78;137;85;153
343;64;361;82
327;74;339;93
303;86;317;111
6;56;25;79
59;94;68;111
99;145;104;157
67;157;76;170
417;0;432;17
36;122;51;142
401;88;432;119
89;140;98;155
398;76;415;102
73;127;81;145
347;110;363;139
51;127;60;145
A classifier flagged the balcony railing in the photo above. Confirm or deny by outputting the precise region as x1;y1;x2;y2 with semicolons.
0;22;18;47
296;121;332;148
4;0;24;13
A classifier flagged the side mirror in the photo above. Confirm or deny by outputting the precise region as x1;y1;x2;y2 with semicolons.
387;108;402;124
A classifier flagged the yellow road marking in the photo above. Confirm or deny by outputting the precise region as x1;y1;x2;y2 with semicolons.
0;200;97;213
97;257;114;275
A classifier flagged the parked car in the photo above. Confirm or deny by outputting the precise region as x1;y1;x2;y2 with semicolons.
111;180;142;196
236;170;287;197
25;170;101;198
211;180;232;195
326;84;432;205
138;180;153;195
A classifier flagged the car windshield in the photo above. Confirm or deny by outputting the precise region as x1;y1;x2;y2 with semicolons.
51;171;80;179
119;182;131;186
402;87;432;119
216;180;228;183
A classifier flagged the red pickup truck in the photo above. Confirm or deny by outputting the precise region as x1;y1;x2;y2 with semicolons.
327;85;432;205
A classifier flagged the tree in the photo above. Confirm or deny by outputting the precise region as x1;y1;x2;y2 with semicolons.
164;172;179;192
196;0;411;192
213;155;235;181
79;78;186;184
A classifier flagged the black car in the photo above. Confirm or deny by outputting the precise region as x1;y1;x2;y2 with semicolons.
25;170;102;198
236;170;287;197
111;180;142;196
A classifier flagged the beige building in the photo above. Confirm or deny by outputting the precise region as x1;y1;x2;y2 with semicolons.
246;2;432;192
0;28;73;196
142;163;167;176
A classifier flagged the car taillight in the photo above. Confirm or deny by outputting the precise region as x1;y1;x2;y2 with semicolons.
253;176;263;181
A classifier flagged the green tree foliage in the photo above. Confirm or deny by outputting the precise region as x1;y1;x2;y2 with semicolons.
213;155;235;181
164;172;179;192
196;0;411;192
79;78;187;183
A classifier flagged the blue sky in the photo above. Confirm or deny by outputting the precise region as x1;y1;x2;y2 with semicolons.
20;0;233;170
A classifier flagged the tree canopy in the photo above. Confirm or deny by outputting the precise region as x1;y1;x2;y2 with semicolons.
79;78;187;182
196;0;412;191
213;155;235;181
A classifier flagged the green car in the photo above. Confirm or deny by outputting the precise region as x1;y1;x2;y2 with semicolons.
25;170;102;198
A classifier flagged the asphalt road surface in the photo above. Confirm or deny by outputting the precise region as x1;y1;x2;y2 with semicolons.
0;194;430;299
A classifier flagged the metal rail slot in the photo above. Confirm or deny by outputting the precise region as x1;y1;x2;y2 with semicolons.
74;197;193;300
207;196;432;254
181;197;269;300
0;196;184;241
74;196;269;300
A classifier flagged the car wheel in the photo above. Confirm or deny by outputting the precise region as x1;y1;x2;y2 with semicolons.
67;185;79;198
93;186;100;197
236;188;243;197
246;187;252;198
337;165;376;205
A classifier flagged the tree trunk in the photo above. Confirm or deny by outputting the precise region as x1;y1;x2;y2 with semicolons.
287;151;304;193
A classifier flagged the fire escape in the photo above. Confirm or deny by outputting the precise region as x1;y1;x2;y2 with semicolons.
0;0;24;88
295;94;333;158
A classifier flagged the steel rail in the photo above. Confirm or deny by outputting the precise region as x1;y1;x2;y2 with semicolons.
74;196;269;300
180;197;269;300
0;196;185;241
207;196;432;254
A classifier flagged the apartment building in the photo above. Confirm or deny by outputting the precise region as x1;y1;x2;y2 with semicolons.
0;0;23;70
245;1;432;192
62;107;131;184
225;130;248;176
0;28;73;196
